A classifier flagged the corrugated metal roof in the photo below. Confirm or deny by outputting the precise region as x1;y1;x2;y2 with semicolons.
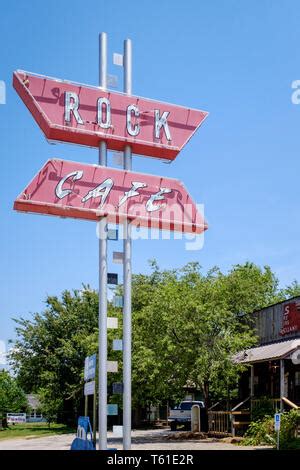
251;295;300;316
234;339;300;364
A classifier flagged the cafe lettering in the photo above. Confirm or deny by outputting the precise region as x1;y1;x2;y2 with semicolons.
56;169;172;212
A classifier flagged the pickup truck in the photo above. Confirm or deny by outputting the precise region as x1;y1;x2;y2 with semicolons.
168;400;205;431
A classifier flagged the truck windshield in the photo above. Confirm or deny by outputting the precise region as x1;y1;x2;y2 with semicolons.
179;403;193;410
178;402;204;410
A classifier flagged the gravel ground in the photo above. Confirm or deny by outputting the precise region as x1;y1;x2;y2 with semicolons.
0;428;272;450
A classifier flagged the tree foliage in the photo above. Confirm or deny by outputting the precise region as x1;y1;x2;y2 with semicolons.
38;387;63;428
131;261;280;406
0;369;27;413
10;288;99;415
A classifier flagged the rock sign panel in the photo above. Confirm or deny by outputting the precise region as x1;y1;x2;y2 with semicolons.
13;71;208;161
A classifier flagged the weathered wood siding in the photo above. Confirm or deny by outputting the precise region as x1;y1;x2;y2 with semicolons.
254;296;300;345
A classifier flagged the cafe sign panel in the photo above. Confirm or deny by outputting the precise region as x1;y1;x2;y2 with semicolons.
14;159;207;234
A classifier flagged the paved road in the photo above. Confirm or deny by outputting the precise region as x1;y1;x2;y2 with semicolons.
0;429;271;450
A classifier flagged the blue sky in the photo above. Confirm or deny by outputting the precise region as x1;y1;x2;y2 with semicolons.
1;0;300;348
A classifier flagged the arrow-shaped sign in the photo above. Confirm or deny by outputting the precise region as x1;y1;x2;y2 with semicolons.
13;71;208;161
13;159;207;234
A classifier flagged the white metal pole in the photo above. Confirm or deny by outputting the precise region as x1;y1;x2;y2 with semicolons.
123;37;132;450
98;31;108;451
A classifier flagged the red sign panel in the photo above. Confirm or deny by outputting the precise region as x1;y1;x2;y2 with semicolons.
280;302;300;336
14;159;207;234
13;71;208;161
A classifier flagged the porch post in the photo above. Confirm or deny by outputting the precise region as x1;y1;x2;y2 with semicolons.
280;359;285;412
250;365;254;397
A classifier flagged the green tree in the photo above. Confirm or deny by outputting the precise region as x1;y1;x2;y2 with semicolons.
131;262;281;406
10;287;101;421
9;262;297;416
9;286;121;422
279;280;300;300
0;370;27;413
38;387;63;428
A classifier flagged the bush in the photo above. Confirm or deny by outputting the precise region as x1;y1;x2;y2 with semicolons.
251;396;277;422
279;410;300;448
38;388;63;428
242;409;300;449
243;416;275;446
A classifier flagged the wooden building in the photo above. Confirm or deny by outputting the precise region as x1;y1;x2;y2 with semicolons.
235;296;300;411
